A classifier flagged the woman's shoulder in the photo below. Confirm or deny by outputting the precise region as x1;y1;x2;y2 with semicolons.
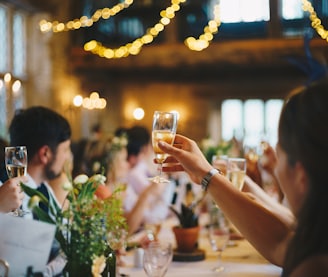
290;254;328;277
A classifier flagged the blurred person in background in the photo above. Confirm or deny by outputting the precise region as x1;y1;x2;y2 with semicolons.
104;131;169;236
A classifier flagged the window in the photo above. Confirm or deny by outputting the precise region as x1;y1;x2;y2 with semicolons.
0;5;8;73
220;0;270;23
13;12;26;78
222;99;283;148
0;4;27;139
281;0;304;20
0;80;6;137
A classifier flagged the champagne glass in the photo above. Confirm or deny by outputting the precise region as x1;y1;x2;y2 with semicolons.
143;241;173;277
226;157;246;190
150;111;178;183
208;206;230;273
5;146;28;217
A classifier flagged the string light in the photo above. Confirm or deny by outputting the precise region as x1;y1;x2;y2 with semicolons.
184;2;221;51
302;0;328;42
39;0;133;33
38;0;221;57
83;0;186;59
73;92;107;110
84;0;186;59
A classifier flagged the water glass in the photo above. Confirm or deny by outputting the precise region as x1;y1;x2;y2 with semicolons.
208;207;230;273
143;241;173;277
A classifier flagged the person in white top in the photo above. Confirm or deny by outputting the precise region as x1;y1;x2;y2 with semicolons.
125;126;173;228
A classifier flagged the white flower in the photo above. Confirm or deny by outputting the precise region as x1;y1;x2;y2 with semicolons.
91;255;106;277
28;195;40;209
92;161;101;173
112;136;120;145
200;138;216;150
62;179;73;191
73;174;89;184
89;174;106;185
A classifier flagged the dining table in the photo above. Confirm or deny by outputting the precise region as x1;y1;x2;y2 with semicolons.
119;215;283;277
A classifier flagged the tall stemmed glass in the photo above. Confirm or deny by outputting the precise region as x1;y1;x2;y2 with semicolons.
208;206;230;273
150;111;178;183
5;146;28;217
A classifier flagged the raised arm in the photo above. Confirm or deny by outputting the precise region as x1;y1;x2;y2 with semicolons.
159;134;295;265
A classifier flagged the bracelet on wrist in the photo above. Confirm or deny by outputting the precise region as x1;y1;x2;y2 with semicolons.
201;168;222;191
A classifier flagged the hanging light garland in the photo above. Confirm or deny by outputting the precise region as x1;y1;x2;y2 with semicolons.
83;0;186;59
39;0;133;33
184;2;221;51
302;0;328;42
38;0;221;58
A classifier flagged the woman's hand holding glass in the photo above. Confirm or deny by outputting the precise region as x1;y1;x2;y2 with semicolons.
150;111;178;183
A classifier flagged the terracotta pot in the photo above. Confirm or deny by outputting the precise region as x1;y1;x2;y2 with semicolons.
172;226;200;253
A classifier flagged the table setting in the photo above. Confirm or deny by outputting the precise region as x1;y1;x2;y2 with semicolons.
119;214;282;277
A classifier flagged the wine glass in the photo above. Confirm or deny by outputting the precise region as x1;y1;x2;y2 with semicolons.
5;146;28;217
226;157;247;190
208;206;230;273
143;241;173;277
150;111;178;183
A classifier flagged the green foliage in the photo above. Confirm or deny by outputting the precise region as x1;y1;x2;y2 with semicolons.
200;139;232;163
22;174;127;271
170;203;199;228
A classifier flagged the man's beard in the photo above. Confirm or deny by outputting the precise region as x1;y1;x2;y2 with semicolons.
45;160;62;180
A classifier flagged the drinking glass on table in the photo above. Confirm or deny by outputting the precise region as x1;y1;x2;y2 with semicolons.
143;241;173;277
150;111;178;183
226;157;246;190
5;146;28;217
208;207;230;273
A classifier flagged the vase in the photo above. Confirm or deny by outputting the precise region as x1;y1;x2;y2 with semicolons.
63;260;92;277
63;250;116;277
172;226;200;253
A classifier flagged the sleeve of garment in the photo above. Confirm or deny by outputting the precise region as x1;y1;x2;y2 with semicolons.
42;251;67;277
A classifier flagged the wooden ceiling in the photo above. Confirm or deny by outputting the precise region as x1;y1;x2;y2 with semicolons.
69;37;328;83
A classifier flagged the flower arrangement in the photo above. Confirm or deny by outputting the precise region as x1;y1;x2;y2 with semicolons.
22;173;127;277
199;137;232;163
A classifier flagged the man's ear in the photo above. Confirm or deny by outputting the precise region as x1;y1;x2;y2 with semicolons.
38;145;51;164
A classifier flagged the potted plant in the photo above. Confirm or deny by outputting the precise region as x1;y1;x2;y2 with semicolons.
170;202;200;253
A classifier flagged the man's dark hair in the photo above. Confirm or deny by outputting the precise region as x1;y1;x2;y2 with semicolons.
126;125;150;158
9;106;71;158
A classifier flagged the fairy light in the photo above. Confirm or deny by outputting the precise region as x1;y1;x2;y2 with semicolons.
83;0;186;59
73;92;107;110
39;0;134;33
184;2;221;51
302;0;328;42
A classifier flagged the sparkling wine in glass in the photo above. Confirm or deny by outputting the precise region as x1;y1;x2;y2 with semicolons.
5;146;28;217
226;157;246;190
150;111;178;183
208;206;230;273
